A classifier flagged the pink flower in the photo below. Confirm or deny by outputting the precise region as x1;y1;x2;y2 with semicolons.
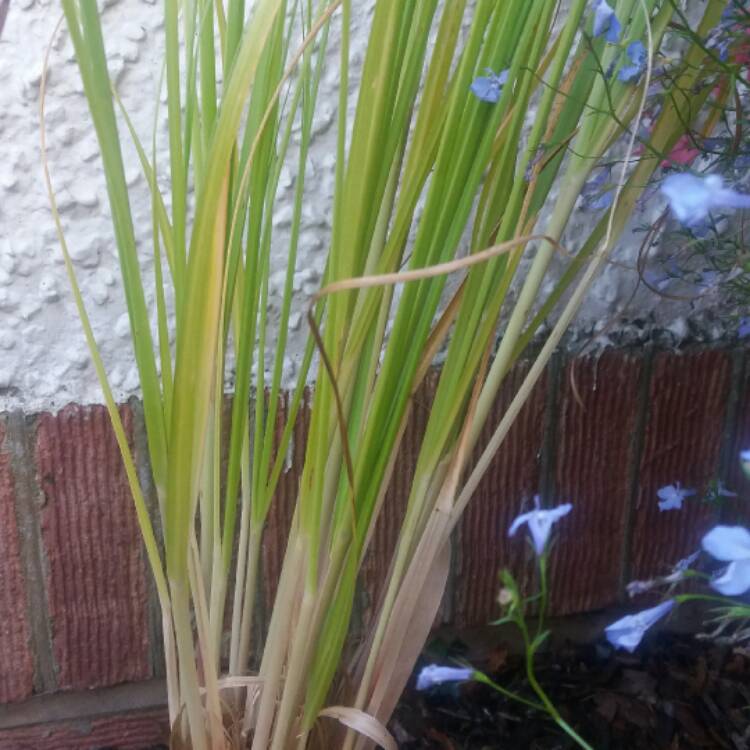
661;135;700;168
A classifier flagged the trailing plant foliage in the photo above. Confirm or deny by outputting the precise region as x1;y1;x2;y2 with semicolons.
41;0;735;747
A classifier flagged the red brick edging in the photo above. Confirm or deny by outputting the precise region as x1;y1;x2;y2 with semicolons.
1;346;748;747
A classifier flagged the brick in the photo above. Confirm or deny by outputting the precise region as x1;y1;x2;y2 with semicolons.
630;350;732;581
548;352;643;614
35;405;150;690
453;360;547;628
725;352;750;525
0;709;168;750
0;420;34;703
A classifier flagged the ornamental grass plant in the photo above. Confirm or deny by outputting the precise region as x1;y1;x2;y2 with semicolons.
40;0;737;747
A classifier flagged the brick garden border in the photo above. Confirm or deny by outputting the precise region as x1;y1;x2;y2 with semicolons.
1;346;748;748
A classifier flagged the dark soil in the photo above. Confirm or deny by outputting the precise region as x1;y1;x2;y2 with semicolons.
391;633;750;749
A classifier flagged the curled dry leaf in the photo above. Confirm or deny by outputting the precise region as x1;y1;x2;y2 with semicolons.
319;706;398;750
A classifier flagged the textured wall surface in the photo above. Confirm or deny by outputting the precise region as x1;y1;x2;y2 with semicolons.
0;0;730;413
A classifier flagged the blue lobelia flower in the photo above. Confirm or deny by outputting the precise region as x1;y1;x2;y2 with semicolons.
470;68;509;103
416;664;474;691
672;549;701;574
626;550;699;597
582;167;613;210
716;480;738;499
657;482;695;511
592;0;621;43
618;40;647;82
701;526;750;596
660;173;750;226
508;495;572;556
642;268;671;292
605;600;675;652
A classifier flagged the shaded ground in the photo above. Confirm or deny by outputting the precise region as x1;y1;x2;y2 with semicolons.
391;633;750;749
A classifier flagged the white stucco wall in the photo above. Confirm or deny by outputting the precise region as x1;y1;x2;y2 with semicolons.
0;1;735;412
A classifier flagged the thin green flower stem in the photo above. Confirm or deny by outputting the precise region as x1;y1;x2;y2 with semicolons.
524;643;594;750
514;598;594;750
674;594;745;606
473;671;545;713
538;554;549;637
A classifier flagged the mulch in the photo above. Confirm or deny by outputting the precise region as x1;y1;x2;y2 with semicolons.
391;633;750;749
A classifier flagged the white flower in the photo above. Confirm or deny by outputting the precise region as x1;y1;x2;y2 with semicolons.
605;600;675;652
656;482;695;511
416;664;474;691
701;526;750;596
508;495;572;556
661;173;750;226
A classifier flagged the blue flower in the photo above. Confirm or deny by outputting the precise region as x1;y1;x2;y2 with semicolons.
592;0;621;43
605;600;675;652
661;173;750;226
716;480;738;499
508;496;572;556
416;665;474;690
470;68;509;103
657;483;695;511
643;268;671;292
697;269;720;288
701;526;750;596
618;40;647;82
582;167;613;210
739;318;750;339
672;549;700;574
626;551;699;597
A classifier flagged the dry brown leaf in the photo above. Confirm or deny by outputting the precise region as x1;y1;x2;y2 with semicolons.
319;706;398;750
363;516;452;736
